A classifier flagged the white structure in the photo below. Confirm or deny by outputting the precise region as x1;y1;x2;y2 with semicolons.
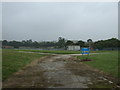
67;45;80;51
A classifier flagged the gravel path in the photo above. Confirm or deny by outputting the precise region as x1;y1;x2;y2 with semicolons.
2;54;118;88
38;55;89;88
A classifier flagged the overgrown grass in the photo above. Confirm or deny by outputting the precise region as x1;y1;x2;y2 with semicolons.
2;49;45;80
77;51;119;77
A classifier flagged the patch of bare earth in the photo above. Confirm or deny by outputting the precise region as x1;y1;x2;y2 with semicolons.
2;56;52;88
65;57;119;88
2;54;119;88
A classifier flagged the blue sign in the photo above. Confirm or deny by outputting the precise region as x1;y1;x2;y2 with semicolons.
82;48;90;55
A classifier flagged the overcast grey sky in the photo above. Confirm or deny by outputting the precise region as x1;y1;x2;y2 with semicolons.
2;2;118;41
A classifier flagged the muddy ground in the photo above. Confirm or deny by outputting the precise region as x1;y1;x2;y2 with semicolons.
2;54;120;88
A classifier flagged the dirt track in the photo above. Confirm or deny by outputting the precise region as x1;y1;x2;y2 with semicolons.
2;54;119;88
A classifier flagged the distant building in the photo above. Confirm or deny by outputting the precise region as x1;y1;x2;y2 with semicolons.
67;45;80;51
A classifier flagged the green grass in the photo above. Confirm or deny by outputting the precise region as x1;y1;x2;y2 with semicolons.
2;49;45;80
17;49;106;54
77;51;119;77
18;49;81;54
0;49;2;81
3;49;119;81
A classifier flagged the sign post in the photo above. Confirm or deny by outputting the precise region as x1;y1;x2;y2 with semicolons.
82;48;90;55
81;48;90;60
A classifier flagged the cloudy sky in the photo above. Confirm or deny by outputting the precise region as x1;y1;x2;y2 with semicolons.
2;2;118;41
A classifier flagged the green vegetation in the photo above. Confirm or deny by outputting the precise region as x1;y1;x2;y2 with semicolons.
2;49;45;80
0;49;2;81
18;49;81;54
2;38;120;50
77;51;119;77
3;49;119;82
18;49;110;54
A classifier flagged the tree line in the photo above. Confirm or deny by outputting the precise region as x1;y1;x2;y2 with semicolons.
2;37;120;50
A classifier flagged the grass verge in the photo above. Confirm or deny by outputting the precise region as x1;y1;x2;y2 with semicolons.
17;49;108;54
18;49;81;54
2;49;45;80
77;51;119;77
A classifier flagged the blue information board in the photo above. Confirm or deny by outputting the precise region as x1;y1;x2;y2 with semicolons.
82;48;90;55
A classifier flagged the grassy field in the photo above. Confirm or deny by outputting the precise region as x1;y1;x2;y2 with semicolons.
17;49;106;54
77;51;119;77
3;49;119;81
2;49;45;80
18;49;81;54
